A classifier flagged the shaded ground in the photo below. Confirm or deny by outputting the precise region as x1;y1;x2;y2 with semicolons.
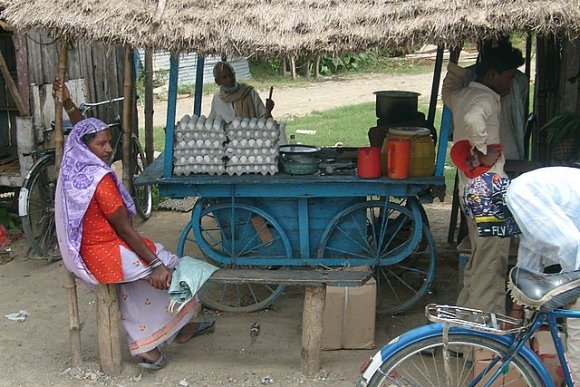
0;72;461;386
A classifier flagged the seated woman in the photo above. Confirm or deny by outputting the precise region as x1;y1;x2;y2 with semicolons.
54;114;214;370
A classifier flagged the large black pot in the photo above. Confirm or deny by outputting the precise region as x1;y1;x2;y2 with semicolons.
374;90;420;123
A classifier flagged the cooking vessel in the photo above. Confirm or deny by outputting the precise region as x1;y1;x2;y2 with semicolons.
373;90;420;123
280;154;321;175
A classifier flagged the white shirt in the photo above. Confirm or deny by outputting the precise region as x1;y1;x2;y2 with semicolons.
442;63;506;195
208;88;267;123
505;167;580;271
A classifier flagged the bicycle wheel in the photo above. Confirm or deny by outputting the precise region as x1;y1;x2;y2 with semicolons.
130;136;152;219
177;201;292;313
365;331;544;386
18;153;59;259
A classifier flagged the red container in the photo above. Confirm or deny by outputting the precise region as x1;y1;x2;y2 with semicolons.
357;147;381;178
387;137;411;179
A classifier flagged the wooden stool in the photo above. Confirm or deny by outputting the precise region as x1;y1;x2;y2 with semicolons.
96;284;122;376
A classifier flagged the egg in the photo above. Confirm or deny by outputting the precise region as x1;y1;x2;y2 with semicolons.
232;117;241;128
240;118;249;128
190;115;198;126
257;119;265;129
205;118;214;130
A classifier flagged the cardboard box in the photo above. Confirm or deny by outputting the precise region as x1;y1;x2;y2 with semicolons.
532;328;565;386
321;276;376;350
473;349;528;387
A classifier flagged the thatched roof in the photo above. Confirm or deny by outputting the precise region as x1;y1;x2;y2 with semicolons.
2;0;580;56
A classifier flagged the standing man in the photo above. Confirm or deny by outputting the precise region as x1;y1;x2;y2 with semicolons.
443;42;525;314
208;61;274;123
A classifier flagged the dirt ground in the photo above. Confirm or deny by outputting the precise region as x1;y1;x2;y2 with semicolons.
0;72;461;387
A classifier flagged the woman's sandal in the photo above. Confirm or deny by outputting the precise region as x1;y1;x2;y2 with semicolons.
137;353;168;370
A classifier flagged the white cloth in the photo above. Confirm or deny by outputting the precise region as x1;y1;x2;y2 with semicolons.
505;167;580;381
442;63;507;196
505;167;580;272
208;87;267;123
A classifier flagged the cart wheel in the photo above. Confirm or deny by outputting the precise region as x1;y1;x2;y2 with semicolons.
177;201;293;313
317;198;435;315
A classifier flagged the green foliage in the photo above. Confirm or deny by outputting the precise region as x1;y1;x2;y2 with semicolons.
177;83;195;95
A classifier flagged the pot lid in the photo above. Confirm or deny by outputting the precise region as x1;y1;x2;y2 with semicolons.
279;144;321;154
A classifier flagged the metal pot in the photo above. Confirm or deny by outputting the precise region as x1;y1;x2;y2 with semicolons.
280;152;321;175
373;90;420;123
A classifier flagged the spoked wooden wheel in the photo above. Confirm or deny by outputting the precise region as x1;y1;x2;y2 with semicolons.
177;201;293;313
317;197;435;314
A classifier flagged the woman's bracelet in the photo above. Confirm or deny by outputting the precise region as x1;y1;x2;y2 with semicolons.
150;259;163;269
64;104;77;114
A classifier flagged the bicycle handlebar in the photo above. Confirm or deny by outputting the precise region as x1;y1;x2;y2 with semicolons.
79;97;125;115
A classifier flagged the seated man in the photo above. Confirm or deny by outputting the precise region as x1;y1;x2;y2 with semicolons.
208;61;274;123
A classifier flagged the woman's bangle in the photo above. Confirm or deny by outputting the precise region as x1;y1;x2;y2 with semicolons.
65;105;77;114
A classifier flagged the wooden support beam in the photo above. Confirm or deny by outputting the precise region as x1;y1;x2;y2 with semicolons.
0;50;27;116
55;39;83;369
300;285;326;377
96;284;122;376
144;50;154;164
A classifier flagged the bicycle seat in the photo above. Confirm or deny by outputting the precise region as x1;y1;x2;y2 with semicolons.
50;120;74;135
508;266;580;311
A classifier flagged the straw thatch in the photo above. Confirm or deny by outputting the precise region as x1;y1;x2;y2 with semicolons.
2;0;580;56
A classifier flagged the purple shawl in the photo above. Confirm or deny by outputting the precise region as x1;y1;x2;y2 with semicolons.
54;118;136;285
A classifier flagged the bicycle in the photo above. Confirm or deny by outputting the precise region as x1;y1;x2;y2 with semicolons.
357;265;580;386
18;97;153;259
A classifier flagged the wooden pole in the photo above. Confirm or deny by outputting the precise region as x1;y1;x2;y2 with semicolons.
55;39;83;368
300;285;326;376
144;50;154;164
314;56;320;79
96;284;122;376
290;56;296;80
122;47;134;191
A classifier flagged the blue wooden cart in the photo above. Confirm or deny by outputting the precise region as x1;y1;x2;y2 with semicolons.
137;54;452;314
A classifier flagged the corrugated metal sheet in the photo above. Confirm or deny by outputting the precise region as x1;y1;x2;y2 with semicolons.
136;51;252;85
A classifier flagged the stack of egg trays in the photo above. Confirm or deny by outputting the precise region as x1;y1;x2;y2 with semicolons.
173;114;226;176
224;117;280;176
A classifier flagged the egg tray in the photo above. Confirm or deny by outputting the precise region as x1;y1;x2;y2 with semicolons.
174;155;224;165
225;163;278;176
174;146;225;154
175;129;226;140
225;147;278;157
226;128;279;140
173;163;226;176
